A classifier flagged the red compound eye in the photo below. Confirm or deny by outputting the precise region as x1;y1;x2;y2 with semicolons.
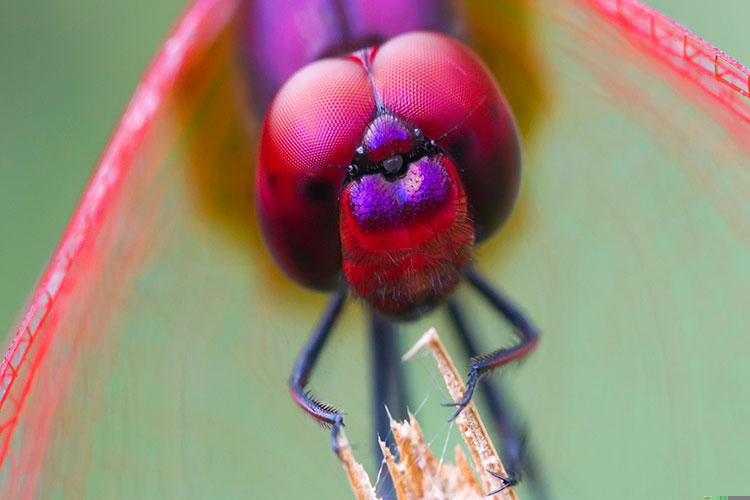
372;32;521;241
257;58;375;290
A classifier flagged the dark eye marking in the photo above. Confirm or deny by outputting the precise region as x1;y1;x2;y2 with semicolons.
303;179;335;202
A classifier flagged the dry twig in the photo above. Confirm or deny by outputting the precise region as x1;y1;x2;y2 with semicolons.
338;328;518;500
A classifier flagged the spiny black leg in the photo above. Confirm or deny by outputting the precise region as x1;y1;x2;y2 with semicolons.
447;299;550;500
488;470;515;495
447;299;520;470
370;312;393;454
370;311;407;499
289;288;348;456
445;268;539;421
383;320;409;422
370;312;409;444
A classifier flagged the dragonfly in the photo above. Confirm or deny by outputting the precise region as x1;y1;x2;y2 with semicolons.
253;21;539;499
1;0;749;498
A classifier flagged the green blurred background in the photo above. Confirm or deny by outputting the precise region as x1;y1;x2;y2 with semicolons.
1;0;750;335
0;0;187;331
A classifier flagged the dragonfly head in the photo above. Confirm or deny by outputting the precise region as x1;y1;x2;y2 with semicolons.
256;32;520;314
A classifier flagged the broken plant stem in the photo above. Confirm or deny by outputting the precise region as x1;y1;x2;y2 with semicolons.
338;328;519;499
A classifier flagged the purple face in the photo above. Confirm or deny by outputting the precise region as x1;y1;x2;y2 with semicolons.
346;156;451;232
339;109;474;317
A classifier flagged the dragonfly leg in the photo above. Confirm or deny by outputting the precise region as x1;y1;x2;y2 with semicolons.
447;298;549;500
370;311;409;452
289;288;348;457
385;321;409;421
370;311;408;499
487;469;517;495
444;268;539;421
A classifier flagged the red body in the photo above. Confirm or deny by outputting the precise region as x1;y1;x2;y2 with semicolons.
257;32;521;316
